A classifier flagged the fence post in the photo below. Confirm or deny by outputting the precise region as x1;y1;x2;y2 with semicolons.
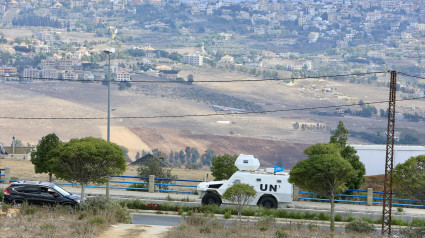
293;186;299;201
367;188;373;206
149;175;155;193
4;167;10;184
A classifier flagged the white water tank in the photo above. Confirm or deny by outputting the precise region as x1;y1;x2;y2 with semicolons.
235;154;260;171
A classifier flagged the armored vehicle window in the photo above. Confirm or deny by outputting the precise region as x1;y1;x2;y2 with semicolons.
277;180;282;183
233;179;241;184
256;178;261;182
243;160;248;163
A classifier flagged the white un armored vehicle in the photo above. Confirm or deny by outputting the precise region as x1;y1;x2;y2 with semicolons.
197;154;292;208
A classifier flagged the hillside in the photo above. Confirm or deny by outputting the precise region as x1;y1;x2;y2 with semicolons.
1;67;425;168
130;127;309;167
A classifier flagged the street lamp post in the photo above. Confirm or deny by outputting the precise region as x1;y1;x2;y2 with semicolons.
103;48;114;198
103;49;114;142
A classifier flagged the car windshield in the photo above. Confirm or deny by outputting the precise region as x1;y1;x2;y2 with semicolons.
53;185;71;196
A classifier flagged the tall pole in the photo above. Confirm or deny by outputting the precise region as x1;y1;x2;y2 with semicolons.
382;70;397;236
12;136;15;156
107;53;111;143
103;49;114;199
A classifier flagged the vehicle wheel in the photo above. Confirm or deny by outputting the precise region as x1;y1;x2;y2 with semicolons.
258;196;277;209
201;193;222;206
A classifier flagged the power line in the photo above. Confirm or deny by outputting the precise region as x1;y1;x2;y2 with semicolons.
398;72;425;80
1;96;423;120
0;71;387;83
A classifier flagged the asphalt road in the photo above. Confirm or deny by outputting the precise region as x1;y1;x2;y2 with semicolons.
133;214;182;226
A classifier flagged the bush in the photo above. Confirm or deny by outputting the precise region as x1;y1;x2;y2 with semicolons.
87;216;106;226
21;202;38;215
334;214;343;222
345;220;374;233
81;196;131;223
400;226;425;238
275;228;289;238
0;190;3;201
224;210;231;219
127;183;148;192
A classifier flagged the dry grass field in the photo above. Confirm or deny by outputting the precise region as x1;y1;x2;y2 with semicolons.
166;214;380;238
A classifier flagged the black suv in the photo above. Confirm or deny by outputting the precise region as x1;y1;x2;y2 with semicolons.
3;181;81;206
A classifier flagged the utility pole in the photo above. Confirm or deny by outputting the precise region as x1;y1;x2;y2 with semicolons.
382;70;397;236
103;48;115;199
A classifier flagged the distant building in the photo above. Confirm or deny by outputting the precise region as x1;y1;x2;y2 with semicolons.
0;67;17;76
220;55;234;63
308;32;319;43
42;69;59;79
182;54;203;66
23;68;40;79
41;59;57;70
116;70;131;81
63;72;79;80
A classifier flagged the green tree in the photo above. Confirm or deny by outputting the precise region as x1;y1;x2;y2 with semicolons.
289;143;356;232
211;154;238;180
222;183;256;219
137;157;177;189
51;137;126;203
31;133;62;182
330;121;365;190
393;155;425;205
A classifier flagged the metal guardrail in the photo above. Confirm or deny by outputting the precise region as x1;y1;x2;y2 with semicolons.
298;189;425;208
50;175;202;194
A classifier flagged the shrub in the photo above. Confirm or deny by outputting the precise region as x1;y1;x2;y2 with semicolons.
318;212;330;221
257;215;276;229
21;203;38;215
81;197;131;224
78;212;88;220
391;217;409;226
87;216;106;226
2;203;10;212
41;223;55;230
411;218;425;227
0;190;3;201
224;210;231;219
275;228;288;238
334;214;343;222
127;183;148;192
400;226;425;238
397;207;404;212
345;220;374;233
199;226;211;233
184;214;207;226
178;208;184;215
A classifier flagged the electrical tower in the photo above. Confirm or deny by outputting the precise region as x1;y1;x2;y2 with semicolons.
382;71;397;236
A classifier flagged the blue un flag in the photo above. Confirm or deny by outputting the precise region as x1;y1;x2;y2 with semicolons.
274;164;284;173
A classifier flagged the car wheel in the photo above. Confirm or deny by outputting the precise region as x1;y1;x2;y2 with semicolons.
258;196;277;209
201;193;222;206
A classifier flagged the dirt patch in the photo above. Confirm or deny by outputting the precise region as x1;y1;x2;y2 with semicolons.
97;224;170;238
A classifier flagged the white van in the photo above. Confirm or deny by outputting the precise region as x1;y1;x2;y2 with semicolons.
197;154;293;208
